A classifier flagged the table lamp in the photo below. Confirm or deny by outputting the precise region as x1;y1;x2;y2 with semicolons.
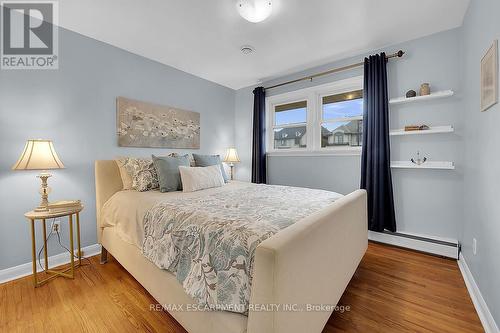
12;139;65;212
223;148;240;181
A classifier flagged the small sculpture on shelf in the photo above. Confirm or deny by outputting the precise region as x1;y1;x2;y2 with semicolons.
420;83;430;96
411;151;427;165
406;90;417;98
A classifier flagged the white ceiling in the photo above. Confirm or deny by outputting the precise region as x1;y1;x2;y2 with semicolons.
58;0;470;89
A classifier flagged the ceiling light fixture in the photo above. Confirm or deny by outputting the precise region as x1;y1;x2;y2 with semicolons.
237;0;273;23
240;45;255;54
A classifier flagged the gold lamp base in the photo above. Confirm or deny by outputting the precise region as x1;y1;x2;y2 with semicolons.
34;172;52;212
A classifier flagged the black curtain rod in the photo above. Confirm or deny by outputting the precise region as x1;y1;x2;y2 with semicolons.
264;50;405;90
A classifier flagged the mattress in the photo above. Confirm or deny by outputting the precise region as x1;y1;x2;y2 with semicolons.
100;181;253;248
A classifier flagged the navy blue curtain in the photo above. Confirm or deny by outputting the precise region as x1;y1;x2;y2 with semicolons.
252;87;267;184
361;53;396;232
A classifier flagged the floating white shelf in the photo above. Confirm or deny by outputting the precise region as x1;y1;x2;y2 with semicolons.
391;161;455;170
389;125;454;136
389;90;454;105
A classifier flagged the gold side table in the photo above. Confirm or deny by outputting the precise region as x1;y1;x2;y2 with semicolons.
24;206;83;287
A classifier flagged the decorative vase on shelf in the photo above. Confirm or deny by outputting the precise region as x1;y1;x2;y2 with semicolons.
419;83;430;96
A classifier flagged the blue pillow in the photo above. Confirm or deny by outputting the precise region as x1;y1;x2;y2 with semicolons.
192;154;228;182
152;154;191;192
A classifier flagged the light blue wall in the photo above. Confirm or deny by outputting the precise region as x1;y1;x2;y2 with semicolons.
2;8;498;326
268;156;361;196
0;28;235;270
235;28;464;240
461;0;500;325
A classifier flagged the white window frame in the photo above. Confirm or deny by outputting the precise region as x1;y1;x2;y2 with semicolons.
266;76;363;156
266;93;312;153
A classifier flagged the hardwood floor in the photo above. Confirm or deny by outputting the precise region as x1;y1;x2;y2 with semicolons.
0;242;483;333
326;242;483;333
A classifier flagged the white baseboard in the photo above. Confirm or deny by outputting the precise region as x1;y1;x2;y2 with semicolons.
458;255;499;333
368;231;459;259
0;244;101;284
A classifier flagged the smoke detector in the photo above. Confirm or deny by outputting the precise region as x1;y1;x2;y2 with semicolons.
240;45;255;55
237;0;273;23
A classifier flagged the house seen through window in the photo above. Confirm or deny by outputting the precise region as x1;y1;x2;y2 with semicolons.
273;101;307;149
321;90;363;148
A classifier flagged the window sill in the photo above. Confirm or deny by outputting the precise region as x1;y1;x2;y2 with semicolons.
267;148;362;157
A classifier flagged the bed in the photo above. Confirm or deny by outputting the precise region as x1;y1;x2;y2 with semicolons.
95;160;368;333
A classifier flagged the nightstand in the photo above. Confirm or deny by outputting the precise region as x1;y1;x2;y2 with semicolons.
24;206;83;287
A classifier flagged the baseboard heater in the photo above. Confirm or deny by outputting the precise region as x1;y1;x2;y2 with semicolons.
368;230;460;259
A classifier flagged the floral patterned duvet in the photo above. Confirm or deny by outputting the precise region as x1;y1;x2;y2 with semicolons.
142;183;342;314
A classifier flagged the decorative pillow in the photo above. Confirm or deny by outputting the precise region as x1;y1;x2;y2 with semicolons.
134;168;159;192
179;165;225;193
152;154;191;192
158;152;195;165
116;157;159;192
115;158;133;190
188;154;196;167
192;154;228;182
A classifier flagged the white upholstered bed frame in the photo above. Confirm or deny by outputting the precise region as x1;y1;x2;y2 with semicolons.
95;160;368;333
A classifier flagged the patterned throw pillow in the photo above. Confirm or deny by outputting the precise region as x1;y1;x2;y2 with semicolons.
118;157;159;192
115;158;134;190
134;168;159;192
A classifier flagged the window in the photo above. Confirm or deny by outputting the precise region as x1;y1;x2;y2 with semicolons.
321;90;363;148
272;101;307;149
266;76;363;154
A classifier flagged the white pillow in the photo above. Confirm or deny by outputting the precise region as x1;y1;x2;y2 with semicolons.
179;165;225;193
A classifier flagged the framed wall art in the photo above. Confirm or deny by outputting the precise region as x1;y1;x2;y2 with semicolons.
117;97;200;149
481;40;498;112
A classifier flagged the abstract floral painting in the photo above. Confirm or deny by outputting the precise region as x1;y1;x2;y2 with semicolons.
117;97;200;148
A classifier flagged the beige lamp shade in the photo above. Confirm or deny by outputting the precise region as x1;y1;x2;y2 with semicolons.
12;139;65;170
223;148;240;163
